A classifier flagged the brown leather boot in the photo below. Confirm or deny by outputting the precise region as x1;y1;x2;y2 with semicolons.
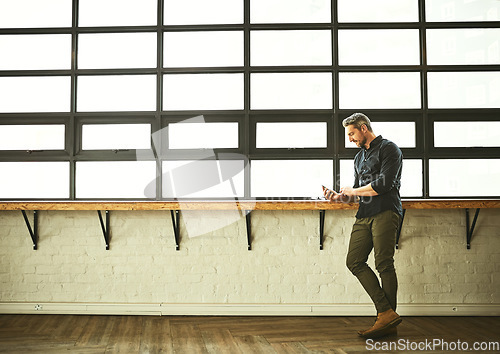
360;309;402;339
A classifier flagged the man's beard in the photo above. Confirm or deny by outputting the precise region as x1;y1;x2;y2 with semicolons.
356;137;367;148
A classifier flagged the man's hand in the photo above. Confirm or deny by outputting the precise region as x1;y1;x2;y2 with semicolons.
323;186;343;201
340;187;355;196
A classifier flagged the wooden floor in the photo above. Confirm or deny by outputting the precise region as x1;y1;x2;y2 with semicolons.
0;315;499;353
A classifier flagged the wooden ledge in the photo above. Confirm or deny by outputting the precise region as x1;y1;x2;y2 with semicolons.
1;199;500;211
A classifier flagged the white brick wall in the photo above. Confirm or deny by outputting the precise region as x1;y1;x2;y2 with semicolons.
0;208;499;312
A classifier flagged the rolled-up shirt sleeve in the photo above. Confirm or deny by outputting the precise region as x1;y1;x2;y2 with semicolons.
370;142;402;195
353;162;360;189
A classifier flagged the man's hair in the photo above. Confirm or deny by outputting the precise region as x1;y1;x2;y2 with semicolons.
342;112;373;132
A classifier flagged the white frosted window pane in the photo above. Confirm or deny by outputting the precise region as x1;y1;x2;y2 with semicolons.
0;76;70;113
339;160;355;189
434;121;500;148
426;0;500;22
338;0;418;22
0;0;71;28
345;122;415;148
0;34;71;70
0;125;65;150
77;75;156;112
164;0;243;25
78;33;157;69
339;73;421;109
428;72;500;109
427;29;500;65
163;160;244;198
79;0;157;26
257;122;327;148
430;159;500;197
400;159;423;197
164;32;243;68
76;161;156;198
251;0;331;23
163;74;244;111
251;30;331;66
251;73;332;109
0;162;69;198
82;124;151;150
251;160;333;198
168;123;238;149
340;159;422;197
338;30;419;65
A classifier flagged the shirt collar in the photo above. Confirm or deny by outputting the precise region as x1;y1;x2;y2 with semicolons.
364;135;383;151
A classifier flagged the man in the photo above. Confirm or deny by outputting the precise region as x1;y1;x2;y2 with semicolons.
324;112;403;339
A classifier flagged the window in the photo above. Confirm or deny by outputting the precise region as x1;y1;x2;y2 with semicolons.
163;160;245;198
0;0;72;28
251;160;333;198
257;122;327;149
251;73;333;109
0;77;70;113
1;0;499;200
0;125;65;150
78;33;157;69
339;73;421;109
77;75;157;112
426;29;500;65
434;121;500;148
0;34;71;70
337;0;418;23
338;30;419;65
82;124;151;150
76;161;156;199
251;30;332;66
427;72;500;109
164;31;243;68
168;122;239;149
429;159;500;197
163;74;244;111
79;0;157;26
251;0;331;24
164;0;243;25
425;0;500;22
0;162;69;199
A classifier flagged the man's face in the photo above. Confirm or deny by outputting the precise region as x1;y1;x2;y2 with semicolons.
346;124;367;148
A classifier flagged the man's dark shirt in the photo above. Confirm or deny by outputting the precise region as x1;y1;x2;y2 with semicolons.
353;135;403;219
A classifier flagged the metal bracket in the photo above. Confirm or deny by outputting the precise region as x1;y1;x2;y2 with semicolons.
170;210;180;251
246;211;252;250
465;208;480;250
97;210;110;250
396;209;406;250
21;210;38;250
319;210;325;250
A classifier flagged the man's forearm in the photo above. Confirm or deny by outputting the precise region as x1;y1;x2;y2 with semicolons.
342;184;379;197
354;184;378;196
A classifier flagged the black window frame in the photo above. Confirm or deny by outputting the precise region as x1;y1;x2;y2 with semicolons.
0;0;499;200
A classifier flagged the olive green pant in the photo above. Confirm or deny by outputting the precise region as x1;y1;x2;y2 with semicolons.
346;209;400;313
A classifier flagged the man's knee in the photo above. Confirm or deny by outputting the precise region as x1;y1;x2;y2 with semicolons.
346;254;364;275
375;258;395;275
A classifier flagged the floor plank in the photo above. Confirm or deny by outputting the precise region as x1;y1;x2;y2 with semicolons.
139;317;173;354
171;322;208;354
